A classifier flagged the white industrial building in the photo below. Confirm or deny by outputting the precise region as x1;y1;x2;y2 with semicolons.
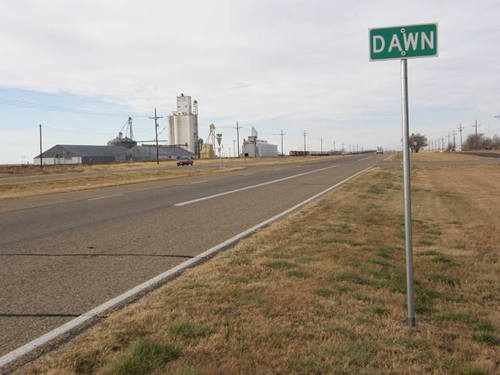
168;94;199;156
242;127;278;157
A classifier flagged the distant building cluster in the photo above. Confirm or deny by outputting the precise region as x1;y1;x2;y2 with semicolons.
34;94;199;165
34;94;282;165
242;127;278;157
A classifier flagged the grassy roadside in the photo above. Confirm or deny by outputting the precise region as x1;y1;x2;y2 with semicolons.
392;151;493;162
0;156;342;178
0;155;344;200
0;167;244;200
20;162;499;375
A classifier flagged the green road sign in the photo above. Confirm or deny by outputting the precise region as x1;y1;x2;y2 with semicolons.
369;23;438;60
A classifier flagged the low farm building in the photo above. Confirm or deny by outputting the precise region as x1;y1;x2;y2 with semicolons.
34;144;195;165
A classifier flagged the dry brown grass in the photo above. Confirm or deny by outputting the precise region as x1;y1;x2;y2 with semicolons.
19;164;499;375
393;151;492;162
0;156;341;178
0;167;245;200
0;156;343;200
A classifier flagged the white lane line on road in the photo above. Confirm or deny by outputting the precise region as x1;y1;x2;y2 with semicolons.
0;165;373;370
87;194;123;201
174;165;339;207
358;156;372;161
190;180;208;185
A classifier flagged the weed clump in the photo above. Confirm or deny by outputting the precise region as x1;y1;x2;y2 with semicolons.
168;322;213;339
108;338;181;375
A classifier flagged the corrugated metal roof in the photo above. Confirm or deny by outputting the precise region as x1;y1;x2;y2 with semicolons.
35;144;195;160
35;145;129;159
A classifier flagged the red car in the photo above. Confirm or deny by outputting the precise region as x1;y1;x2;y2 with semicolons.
177;159;194;166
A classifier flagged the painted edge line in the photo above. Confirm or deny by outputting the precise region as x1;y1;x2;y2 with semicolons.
0;165;373;369
174;164;339;206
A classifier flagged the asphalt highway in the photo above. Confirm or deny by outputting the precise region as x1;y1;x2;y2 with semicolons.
0;154;383;356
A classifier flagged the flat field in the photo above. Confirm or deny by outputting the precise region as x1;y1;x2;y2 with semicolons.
18;162;500;375
0;155;345;200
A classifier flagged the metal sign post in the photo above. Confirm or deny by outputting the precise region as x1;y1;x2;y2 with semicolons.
401;58;415;327
369;23;438;327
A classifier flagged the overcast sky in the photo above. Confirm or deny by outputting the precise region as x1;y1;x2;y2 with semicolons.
1;0;499;163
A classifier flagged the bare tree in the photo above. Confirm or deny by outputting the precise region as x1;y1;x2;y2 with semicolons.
409;133;428;153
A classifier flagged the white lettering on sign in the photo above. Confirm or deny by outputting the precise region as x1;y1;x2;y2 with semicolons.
388;34;402;53
403;32;418;51
372;35;385;53
421;31;434;49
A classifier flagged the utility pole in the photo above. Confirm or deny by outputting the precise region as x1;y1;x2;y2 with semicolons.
447;132;451;150
458;123;464;151
235;121;241;158
452;130;456;151
149;108;163;165
280;129;285;157
303;130;307;152
472;119;480;137
39;124;43;169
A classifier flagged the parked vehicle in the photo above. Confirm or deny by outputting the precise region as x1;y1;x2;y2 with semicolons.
177;159;193;166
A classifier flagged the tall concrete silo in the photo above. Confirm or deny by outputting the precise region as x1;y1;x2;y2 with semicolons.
168;94;199;156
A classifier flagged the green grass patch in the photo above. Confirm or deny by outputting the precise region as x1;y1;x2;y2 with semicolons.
450;364;489;375
171;369;206;375
262;260;297;270
334;272;375;286
168;322;213;339
432;254;457;266
231;257;252;266
319;237;363;246
367;184;384;195
472;332;499;346
68;350;103;375
327;341;378;367
325;326;354;337
419;250;442;256
362;305;388;315
267;252;291;259
108;338;181;375
287;270;311;278
437;311;478;324
335;285;353;293
288;357;330;375
295;256;318;264
418;240;435;246
413;285;442;314
426;273;458;287
352;293;371;302
375;250;394;259
224;275;248;284
314;288;334;298
332;224;353;234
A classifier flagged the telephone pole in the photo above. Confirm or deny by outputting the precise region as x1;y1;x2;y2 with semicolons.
472;120;480;137
235;121;241;158
39;124;43;169
458;123;464;151
452;130;457;151
280;129;285;157
303;130;307;152
149;108;163;165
